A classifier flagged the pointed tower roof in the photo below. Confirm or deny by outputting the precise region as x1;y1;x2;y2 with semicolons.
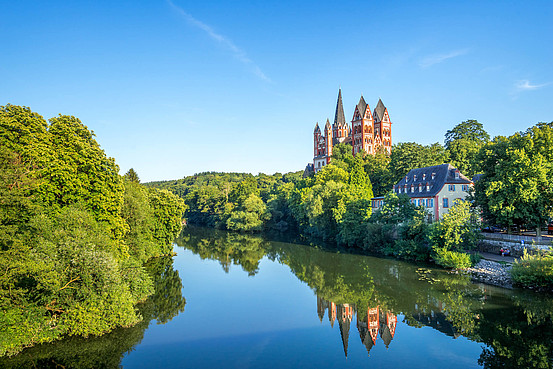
325;118;332;131
374;99;386;122
339;317;351;358
334;88;346;127
314;122;320;133
356;95;367;119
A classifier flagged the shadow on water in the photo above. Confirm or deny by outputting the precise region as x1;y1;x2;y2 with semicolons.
0;257;185;369
3;226;553;368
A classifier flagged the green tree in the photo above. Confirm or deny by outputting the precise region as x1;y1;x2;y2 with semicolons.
445;120;490;177
431;199;480;252
364;147;392;196
124;168;140;183
474;123;553;234
226;193;271;232
444;119;490;149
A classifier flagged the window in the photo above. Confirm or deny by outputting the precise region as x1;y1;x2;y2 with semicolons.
422;174;426;180
431;173;436;180
414;175;417;182
427;199;434;208
449;184;455;191
462;184;469;191
426;184;430;191
443;198;449;208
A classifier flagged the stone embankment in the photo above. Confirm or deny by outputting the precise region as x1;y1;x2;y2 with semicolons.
467;259;513;288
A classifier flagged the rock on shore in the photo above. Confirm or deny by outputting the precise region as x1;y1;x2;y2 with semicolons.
467;259;513;288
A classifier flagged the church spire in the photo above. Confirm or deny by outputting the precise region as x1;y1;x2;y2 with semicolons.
334;88;346;127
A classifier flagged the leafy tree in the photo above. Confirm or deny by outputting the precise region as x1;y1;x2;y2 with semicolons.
364;147;392;196
444;119;490;149
430;199;480;252
124;168;140;183
474;123;553;234
148;189;187;253
226;194;271;232
445;120;490;177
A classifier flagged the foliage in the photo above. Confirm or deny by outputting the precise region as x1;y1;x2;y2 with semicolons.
124;168;140;183
444;119;490;149
226;194;270;232
433;247;472;269
148;189;187;253
0;105;186;356
430;200;480;252
511;250;553;289
474;122;553;234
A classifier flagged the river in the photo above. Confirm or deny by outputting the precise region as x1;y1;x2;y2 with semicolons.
2;226;553;368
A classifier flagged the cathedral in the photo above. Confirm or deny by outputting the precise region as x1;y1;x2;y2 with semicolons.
312;89;392;173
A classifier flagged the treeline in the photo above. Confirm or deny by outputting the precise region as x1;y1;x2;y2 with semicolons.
149;119;553;270
0;105;186;356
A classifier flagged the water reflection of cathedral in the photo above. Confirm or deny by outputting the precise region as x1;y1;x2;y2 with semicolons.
316;296;397;357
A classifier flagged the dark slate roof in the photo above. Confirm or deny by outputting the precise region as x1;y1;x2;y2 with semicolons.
314;122;320;133
334;88;347;127
373;99;386;122
393;163;472;198
356;95;367;119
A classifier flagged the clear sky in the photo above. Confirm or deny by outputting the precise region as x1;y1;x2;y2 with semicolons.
2;0;552;182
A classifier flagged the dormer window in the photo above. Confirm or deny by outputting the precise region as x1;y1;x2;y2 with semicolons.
411;184;414;193
418;183;422;192
431;173;436;180
422;174;426;180
405;176;409;182
414;175;417;182
455;170;460;179
426;182;430;191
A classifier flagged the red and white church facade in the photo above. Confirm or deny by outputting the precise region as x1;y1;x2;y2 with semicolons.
312;89;392;173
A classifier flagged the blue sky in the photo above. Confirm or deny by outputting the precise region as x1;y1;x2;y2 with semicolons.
2;0;552;182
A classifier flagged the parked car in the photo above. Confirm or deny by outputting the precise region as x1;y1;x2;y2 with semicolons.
483;225;503;233
548;222;553;235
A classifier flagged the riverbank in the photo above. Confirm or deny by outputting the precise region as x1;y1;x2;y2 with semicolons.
467;259;513;288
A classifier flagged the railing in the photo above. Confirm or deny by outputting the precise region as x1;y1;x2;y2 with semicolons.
481;232;553;249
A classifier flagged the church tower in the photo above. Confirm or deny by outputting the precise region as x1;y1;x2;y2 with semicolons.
351;95;375;155
373;99;392;154
324;119;332;163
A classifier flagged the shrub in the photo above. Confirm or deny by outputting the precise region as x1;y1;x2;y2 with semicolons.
363;223;395;253
511;250;553;289
433;247;472;269
470;252;482;266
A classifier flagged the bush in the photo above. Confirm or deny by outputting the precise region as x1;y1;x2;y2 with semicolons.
511;250;553;289
392;239;431;261
470;252;482;266
363;223;395;253
433;247;472;269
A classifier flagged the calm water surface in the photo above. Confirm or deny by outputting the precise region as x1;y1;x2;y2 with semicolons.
3;227;553;368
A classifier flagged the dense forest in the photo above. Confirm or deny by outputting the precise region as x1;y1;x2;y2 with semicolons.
0;105;186;356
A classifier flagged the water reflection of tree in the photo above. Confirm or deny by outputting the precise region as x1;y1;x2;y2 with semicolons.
176;227;268;276
178;227;553;366
0;256;185;369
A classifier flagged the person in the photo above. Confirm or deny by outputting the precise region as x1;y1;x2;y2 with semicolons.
500;247;511;256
